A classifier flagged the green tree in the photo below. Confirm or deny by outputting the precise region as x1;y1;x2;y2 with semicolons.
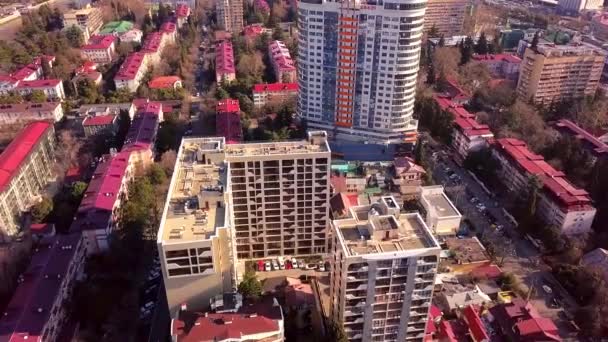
29;90;47;103
325;321;348;342
77;78;101;104
215;87;230;100
237;271;262;299
530;31;539;50
459;37;474;65
64;25;84;48
31;197;53;223
475;32;488;55
70;181;88;202
148;164;167;185
438;35;445;47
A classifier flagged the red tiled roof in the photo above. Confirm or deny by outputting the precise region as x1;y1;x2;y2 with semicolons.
494;138;592;210
216;41;235;75
11;66;38;81
172;312;280;341
77;152;131;213
555;119;608;156
462;305;489;342
243;24;268;37
433;95;493;139
82;35;115;50
75;61;97;74
160;22;176;33
142;32;164;53
176;3;190;18
17;79;61;88
115;52;146;80
149;76;181;89
252;83;298;93
83;114;116;126
0;122;51;191
216;99;240;113
269;40;295;72
515;318;561;341
0;233;82;342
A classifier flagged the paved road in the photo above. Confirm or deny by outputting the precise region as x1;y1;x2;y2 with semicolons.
420;135;580;340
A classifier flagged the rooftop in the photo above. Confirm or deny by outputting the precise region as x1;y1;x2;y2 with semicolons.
142;31;164;54
444;237;490;264
99;20;133;34
420;186;460;218
81;34;115;50
82;114;116;126
334;196;439;256
472;53;522;63
268;40;295;72
434;95;493;138
114;52;146;80
243;24;270;37
533;41;607;58
0;122;52;192
216;99;240;113
554;119;608;156
17;79;61;88
216;41;235;74
0;102;61;113
0;233;82;342
160;22;177;33
252;83;298;93
122;105;160;153
149;76;181;89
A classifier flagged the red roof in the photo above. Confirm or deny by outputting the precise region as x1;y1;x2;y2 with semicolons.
17;79;61;88
82;35;115;50
115;52;146;80
494;138;592;210
515;317;561;341
11;66;38;81
176;3;190;18
433;95;493;139
216;41;235;75
122;104;161;152
243;24;268;37
0;122;51;191
172;312;280;341
149;76;181;89
462;305;490;342
555;119;608;156
83;114;116;126
75;61;97;74
216;99;240;113
269;40;295;72
142;32;164;53
77;152;131;213
252;83;298;93
160;22;176;33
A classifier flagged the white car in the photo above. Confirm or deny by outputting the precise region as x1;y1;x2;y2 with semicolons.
265;261;271;271
317;263;326;272
291;258;298;268
298;260;305;269
272;260;279;271
278;259;285;270
542;285;553;294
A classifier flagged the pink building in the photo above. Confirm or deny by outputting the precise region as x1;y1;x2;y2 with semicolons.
216;99;242;142
114;52;148;92
472;54;521;80
252;82;298;107
216;40;236;83
268;40;296;83
82;114;118;137
81;34;116;64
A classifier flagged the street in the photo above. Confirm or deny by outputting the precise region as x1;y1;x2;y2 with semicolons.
421;135;580;340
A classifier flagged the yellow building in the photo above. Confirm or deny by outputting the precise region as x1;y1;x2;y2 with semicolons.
516;43;606;104
63;4;104;42
424;0;470;36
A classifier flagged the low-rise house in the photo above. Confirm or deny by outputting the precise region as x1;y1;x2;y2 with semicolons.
119;28;143;43
16;79;66;101
216;99;242;142
82;114;118;137
490;298;561;341
243;24;272;39
114;52;149;92
492;138;596;235
77;102;136;120
149;76;182;90
216;40;236;83
443;237;491;273
472;53;522;80
392;156;426;194
268;40;296;83
581;248;608;284
0;102;64;125
0;232;85;342
418;185;462;236
252;83;298;108
80;34;116;64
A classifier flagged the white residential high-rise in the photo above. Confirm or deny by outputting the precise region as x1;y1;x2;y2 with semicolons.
297;0;426;143
157;132;331;314
329;196;441;342
216;0;244;33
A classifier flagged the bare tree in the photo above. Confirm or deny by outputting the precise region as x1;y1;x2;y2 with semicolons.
160;150;178;175
54;130;84;181
433;47;460;79
237;52;265;79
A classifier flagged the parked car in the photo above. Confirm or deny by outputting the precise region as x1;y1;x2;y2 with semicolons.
257;260;264;271
305;263;316;270
278;258;285;270
291;257;298;268
317;263;326;272
298;260;305;269
265;261;271;271
542;285;553;294
272;260;279;271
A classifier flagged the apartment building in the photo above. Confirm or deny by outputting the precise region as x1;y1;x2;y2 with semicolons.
268;40;296;83
0;102;64;125
16;79;66;101
554;119;608;162
435;96;493;161
558;0;603;13
216;0;244;33
252;83;298;108
516;43;606;104
81;34;117;64
63;4;104;42
70;152;133;253
0;122;55;241
492;138;596;235
472;53;521;80
216;99;242;142
0;232;86;342
122;101;162;173
424;0;469;37
297;0;425;143
114;52;149;92
157;132;331;313
82;114;118;137
141;31;171;66
243;24;273;39
0;75;20;95
329;196;441;342
418;186;461;236
216;40;236;84
119;28;143;43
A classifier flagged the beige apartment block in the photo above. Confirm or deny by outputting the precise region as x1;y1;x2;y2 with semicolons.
63;4;104;42
157;132;331;314
516;43;606;104
418;185;462;236
424;0;469;36
329;196;441;342
216;0;244;34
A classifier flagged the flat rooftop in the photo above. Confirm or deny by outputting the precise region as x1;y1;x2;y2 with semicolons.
224;140;328;158
336;206;438;256
424;192;460;218
160;140;228;243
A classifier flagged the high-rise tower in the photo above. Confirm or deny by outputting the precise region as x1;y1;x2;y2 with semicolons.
216;0;244;33
297;0;426;143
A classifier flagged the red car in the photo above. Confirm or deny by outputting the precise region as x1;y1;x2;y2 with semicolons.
257;260;264;271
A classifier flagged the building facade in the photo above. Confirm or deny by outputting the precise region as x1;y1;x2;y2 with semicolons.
252;83;298;108
423;0;469;37
516;43;606;104
216;0;244;33
0;122;55;241
591;12;608;40
268;40;296;83
418;185;461;236
157;132;331;314
81;34;117;64
114;52;150;92
329;196;441;342
16;79;66;101
297;0;425;143
63;4;104;42
82;114;118;137
558;0;603;13
216;99;242;142
0;102;64;125
492;138;596;235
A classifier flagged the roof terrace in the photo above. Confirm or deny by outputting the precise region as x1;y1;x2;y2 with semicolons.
224;139;328;158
